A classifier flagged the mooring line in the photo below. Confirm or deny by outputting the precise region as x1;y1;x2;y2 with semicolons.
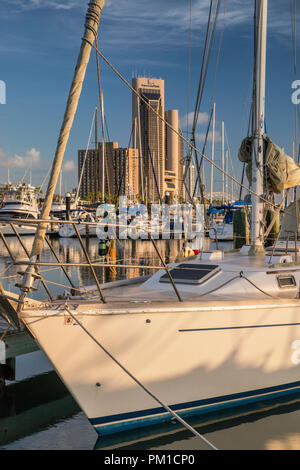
64;306;218;450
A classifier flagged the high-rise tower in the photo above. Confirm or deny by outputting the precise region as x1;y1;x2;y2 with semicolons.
132;77;165;202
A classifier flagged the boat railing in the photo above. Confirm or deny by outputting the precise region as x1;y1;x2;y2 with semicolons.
0;215;296;334
209;227;219;250
285;231;298;262
0;216;184;319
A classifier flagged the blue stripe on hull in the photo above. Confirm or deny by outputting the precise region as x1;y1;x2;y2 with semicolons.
90;381;300;436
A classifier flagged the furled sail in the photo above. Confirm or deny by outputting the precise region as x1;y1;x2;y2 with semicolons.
239;135;300;194
279;198;300;235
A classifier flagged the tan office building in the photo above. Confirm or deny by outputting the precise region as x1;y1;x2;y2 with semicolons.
113;147;139;199
78;143;139;201
132;77;165;202
165;109;184;199
78;142;118;199
78;148;99;199
98;142;119;196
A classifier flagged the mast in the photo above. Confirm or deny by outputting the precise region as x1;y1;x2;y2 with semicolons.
75;107;97;203
225;149;229;202
100;91;106;202
18;0;106;297
221;120;225;205
137;97;145;202
249;0;267;256
59;169;62;202
210;103;216;204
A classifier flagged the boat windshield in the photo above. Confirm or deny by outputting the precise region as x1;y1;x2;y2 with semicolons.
3;188;35;205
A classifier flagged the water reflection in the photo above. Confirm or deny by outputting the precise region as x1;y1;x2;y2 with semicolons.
0;235;247;450
1;366;300;450
94;393;300;451
0;236;200;299
0;371;80;446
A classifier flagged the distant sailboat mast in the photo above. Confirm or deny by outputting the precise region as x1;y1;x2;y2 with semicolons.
18;0;106;298
221;120;225;204
210;102;216;204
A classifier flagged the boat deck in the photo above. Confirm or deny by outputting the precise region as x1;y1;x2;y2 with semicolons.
0;249;298;321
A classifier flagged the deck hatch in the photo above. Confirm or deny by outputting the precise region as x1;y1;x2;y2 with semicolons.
159;263;221;285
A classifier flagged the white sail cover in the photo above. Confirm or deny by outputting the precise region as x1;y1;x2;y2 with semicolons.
239;135;300;194
279;199;300;235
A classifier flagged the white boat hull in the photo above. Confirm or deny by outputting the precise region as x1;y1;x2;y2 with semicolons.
209;223;234;241
0;224;37;236
21;298;300;436
58;224;98;238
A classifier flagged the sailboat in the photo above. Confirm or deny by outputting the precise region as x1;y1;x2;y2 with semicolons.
208;205;234;241
4;0;300;440
58;210;97;238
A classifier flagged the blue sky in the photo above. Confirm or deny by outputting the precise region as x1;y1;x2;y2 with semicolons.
0;0;299;196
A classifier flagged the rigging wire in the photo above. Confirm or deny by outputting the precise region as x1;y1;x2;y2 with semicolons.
209;0;228;112
290;0;299;237
192;0;222;135
192;104;214;198
224;126;238;200
95;32;111;197
193;0;227;202
104;115;111;142
186;0;192;137
76;107;97;202
40;165;52;191
186;0;222;211
191;0;222;188
64;305;218;450
116;124;134;199
183;0;214;202
291;0;298;162
84;39;298;221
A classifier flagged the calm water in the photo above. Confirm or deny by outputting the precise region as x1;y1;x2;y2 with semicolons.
1;236;300;451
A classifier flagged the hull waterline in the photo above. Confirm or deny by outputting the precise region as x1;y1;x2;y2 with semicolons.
20;296;300;436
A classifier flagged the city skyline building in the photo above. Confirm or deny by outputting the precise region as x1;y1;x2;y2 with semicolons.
132;77;165;202
78;75;186;203
113;147;139;199
78;142;118;199
98;141;119;196
165;109;184;199
78;142;139;200
78;148;99;199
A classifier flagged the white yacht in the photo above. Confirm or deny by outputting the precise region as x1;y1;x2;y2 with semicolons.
0;184;39;235
58;210;97;238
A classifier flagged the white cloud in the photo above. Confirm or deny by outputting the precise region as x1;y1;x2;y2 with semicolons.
196;130;222;144
0;147;42;169
4;0;297;50
181;111;210;129
63;160;76;172
8;0;81;10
